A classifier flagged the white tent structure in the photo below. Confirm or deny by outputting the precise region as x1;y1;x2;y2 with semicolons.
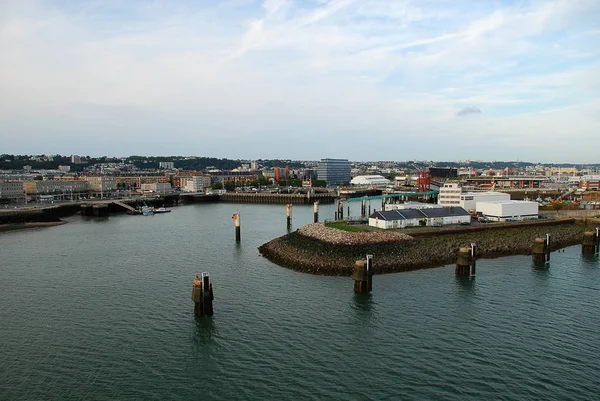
350;175;390;186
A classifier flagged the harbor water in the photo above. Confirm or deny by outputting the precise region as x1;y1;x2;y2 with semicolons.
1;203;600;400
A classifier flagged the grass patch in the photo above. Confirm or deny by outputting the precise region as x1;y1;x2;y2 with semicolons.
324;221;370;232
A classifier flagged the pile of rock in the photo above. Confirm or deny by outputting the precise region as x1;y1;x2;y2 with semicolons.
297;223;413;246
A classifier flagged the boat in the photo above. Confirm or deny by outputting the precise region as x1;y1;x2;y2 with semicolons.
153;207;171;214
142;210;154;216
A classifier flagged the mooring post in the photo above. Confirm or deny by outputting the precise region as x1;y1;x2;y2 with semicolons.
313;201;319;223
532;238;546;263
456;247;471;276
366;254;374;291
347;204;350;219
192;273;214;317
546;233;551;262
470;243;477;276
582;231;595;254
233;212;241;242
338;199;344;220
286;204;292;230
352;257;369;293
596;227;599;254
368;201;371;216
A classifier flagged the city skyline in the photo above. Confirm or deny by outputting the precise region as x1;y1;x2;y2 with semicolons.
1;0;599;162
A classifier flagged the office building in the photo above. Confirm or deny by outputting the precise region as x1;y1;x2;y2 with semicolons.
317;158;351;187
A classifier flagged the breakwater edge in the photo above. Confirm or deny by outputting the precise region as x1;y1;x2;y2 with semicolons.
259;219;595;275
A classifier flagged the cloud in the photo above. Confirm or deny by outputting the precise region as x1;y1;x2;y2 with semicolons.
457;106;482;117
0;0;599;162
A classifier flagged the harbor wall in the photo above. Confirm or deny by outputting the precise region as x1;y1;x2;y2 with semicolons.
258;219;590;275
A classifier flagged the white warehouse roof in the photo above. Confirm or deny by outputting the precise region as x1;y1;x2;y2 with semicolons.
350;175;390;186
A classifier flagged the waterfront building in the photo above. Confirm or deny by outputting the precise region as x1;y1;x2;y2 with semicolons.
85;176;117;193
350;175;390;186
476;200;538;222
317;158;351;187
369;206;471;229
141;183;172;193
23;180;89;200
0;181;25;203
460;192;511;212
184;176;204;192
438;182;462;206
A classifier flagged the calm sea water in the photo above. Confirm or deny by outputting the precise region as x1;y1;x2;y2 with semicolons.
1;203;599;400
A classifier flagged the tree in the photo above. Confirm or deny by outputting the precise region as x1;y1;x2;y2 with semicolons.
224;181;236;192
211;182;223;190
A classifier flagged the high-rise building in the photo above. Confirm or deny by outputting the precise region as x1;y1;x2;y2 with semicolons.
71;155;81;164
317;158;351;187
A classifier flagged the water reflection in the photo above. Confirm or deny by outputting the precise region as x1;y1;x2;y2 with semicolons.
191;317;217;345
352;293;373;313
454;275;475;291
532;261;550;272
581;253;599;267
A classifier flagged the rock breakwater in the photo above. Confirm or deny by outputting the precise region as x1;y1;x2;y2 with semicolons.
258;220;590;275
297;223;413;245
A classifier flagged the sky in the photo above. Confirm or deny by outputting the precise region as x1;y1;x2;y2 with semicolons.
1;0;599;163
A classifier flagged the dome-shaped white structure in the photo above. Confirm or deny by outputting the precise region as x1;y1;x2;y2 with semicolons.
350;175;390;186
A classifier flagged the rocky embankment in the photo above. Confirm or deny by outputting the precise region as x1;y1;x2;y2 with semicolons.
258;220;591;275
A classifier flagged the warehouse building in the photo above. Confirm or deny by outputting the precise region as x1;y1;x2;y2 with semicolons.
369;206;471;229
460;191;510;211
476;200;538;222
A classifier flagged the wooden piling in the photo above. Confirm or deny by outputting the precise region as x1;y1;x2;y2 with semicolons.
233;212;241;241
352;257;369;293
192;273;214;317
546;234;551;262
532;237;547;263
313;201;319;223
286;204;292;230
582;231;596;254
455;247;473;276
338;199;344;220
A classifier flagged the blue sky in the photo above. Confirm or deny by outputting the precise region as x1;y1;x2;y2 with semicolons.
1;0;599;162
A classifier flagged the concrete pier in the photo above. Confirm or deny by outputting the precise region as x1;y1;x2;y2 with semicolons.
352;255;373;293
581;229;598;254
455;244;477;276
532;235;550;263
192;273;214;317
220;192;334;205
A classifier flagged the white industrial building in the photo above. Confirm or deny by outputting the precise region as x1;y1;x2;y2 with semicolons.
369;206;471;229
476;200;538;222
350;175;390;186
460;192;510;211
